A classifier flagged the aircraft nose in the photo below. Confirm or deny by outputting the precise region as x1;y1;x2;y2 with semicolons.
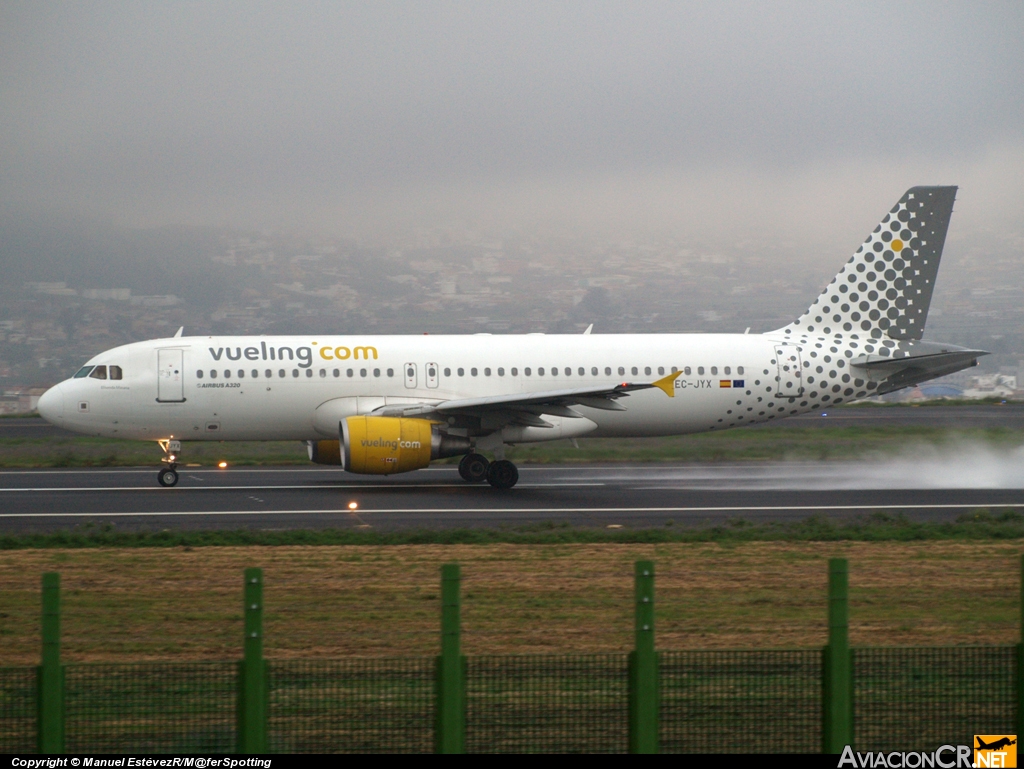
37;384;64;424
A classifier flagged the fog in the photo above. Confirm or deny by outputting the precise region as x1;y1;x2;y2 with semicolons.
576;442;1024;490
2;2;1022;243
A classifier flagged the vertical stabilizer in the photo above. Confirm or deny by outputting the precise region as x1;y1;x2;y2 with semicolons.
778;186;957;342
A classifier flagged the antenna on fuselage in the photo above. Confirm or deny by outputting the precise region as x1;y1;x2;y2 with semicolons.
174;327;183;338
583;324;593;335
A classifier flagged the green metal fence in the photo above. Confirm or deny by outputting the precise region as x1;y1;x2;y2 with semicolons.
268;659;434;753
3;558;1022;753
660;650;822;754
65;663;236;753
466;654;628;753
0;666;36;753
854;646;1017;753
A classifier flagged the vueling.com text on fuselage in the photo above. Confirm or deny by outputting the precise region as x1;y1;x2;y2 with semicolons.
208;342;379;369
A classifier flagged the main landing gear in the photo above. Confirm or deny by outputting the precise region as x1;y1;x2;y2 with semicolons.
156;439;181;487
458;453;519;489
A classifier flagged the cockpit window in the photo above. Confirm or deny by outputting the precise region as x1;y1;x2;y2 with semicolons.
109;365;123;380
73;366;94;378
89;365;108;380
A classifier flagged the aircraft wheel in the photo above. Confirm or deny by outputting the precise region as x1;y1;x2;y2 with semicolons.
157;467;179;487
486;460;519;489
459;453;490;483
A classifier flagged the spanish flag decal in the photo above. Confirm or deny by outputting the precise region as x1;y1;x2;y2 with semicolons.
719;380;732;388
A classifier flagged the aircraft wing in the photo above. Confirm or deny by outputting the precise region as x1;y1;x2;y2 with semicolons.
370;371;682;427
850;345;987;395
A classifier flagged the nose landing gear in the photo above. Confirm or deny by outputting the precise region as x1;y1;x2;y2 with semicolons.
156;439;181;487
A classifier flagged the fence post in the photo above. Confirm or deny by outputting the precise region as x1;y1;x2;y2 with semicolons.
37;572;64;754
629;560;659;754
823;558;852;753
436;563;465;753
1018;553;1024;741
238;567;267;753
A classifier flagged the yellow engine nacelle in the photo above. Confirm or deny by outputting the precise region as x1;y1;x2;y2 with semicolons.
308;416;472;474
343;416;434;474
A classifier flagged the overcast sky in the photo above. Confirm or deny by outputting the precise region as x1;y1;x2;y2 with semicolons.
2;2;1022;245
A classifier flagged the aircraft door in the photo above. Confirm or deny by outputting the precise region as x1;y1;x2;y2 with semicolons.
157;349;186;403
774;346;804;398
404;362;418;389
425;362;439;388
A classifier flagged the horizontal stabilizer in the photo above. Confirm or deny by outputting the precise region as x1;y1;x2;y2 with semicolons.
851;344;986;395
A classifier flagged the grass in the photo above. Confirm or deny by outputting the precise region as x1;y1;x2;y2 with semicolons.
5;509;1024;549
2;425;1022;467
0;538;1020;664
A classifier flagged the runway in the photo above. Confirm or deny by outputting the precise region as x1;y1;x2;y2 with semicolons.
2;460;1023;534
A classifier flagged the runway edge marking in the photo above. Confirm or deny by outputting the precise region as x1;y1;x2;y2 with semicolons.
3;502;1024;518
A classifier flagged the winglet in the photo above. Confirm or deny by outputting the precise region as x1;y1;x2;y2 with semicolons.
174;327;184;338
583;324;593;335
652;370;682;397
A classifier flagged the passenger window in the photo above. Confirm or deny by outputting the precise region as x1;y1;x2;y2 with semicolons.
671;367;678;373
458;368;465;376
738;366;744;375
711;367;718;375
605;367;611;375
725;366;731;375
618;367;625;376
333;369;340;377
538;368;545;376
196;370;204;379
211;370;218;379
644;367;651;376
685;366;691;375
347;369;353;377
484;368;491;376
697;367;704;375
224;370;231;378
658;367;664;376
566;367;572;376
109;365;123;380
497;368;505;376
89;366;107;380
265;370;272;378
74;366;94;378
360;369;367;377
578;368;584;376
373;369;380;377
238;370;245;378
525;368;532;376
305;369;313;378
471;368;478;376
631;367;638;376
444;368;451;377
387;368;394;377
279;370;285;378
591;367;597;376
319;369;326;378
252;370;259;378
511;367;518;376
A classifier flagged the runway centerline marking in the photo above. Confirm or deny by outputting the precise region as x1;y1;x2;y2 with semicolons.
2;502;1024;518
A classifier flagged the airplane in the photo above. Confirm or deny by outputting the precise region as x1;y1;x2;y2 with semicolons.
36;185;986;489
976;737;1016;751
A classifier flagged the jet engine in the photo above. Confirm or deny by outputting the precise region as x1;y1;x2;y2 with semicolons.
307;416;471;475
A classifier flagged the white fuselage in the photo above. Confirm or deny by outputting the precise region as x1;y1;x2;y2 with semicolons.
37;332;862;444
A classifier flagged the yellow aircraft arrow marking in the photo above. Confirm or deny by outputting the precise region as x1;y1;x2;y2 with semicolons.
651;370;683;398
